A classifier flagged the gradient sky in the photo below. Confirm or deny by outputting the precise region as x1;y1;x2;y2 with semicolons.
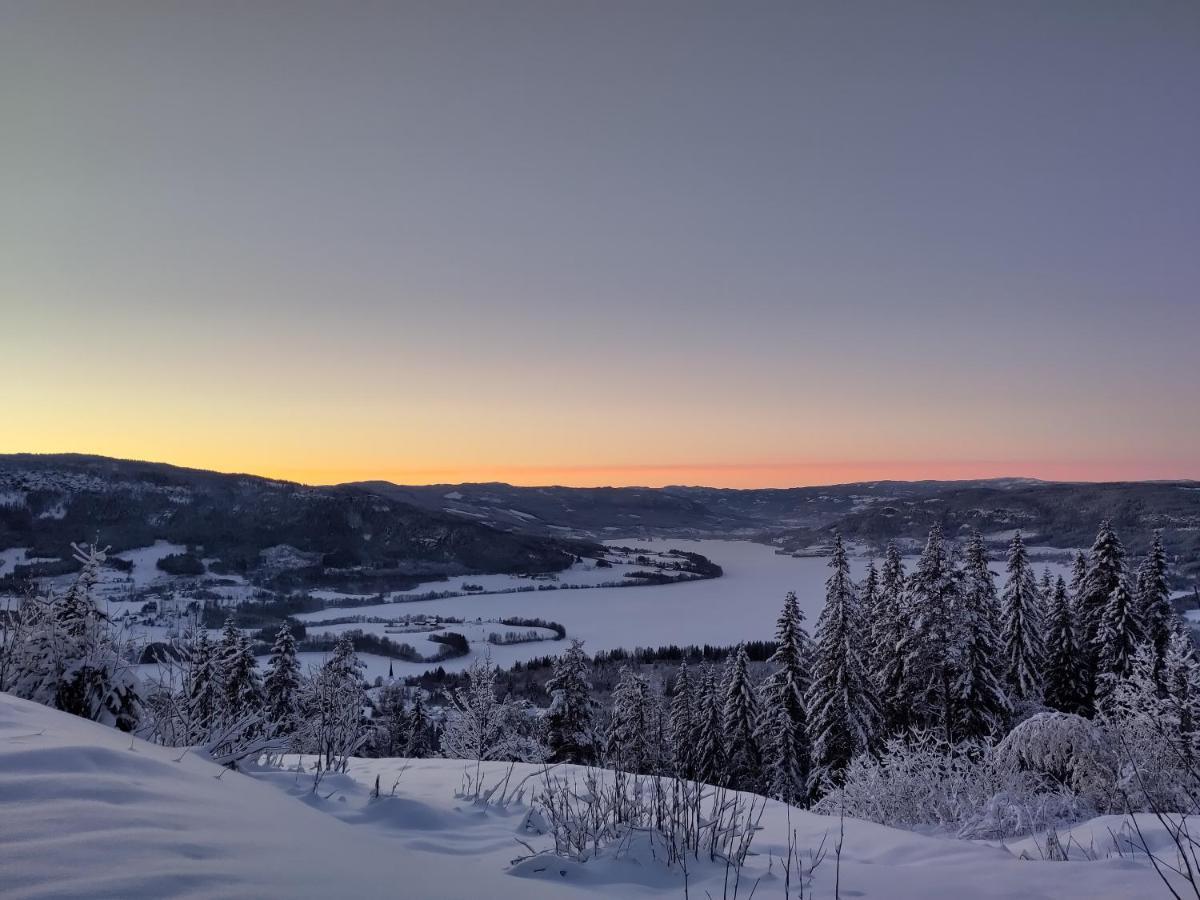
1;2;1197;488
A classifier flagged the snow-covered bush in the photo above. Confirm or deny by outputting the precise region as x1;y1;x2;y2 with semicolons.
295;635;370;778
1;544;142;731
959;785;1094;840
816;732;998;830
993;712;1116;806
442;658;547;763
527;766;763;885
827;717;1118;839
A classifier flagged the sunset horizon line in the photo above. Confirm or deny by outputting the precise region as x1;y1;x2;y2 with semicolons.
6;449;1198;492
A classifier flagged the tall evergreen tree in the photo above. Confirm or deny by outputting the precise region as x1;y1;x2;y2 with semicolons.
218;617;240;671
544;640;598;764
1070;550;1089;600
1136;530;1173;687
873;541;909;734
406;692;432;758
607;667;660;774
722;644;762;792
1000;531;1044;703
328;633;365;684
1078;520;1127;694
899;526;960;741
809;533;881;781
668;661;696;778
219;621;263;723
186;629;221;742
955;531;1010;739
263;624;301;736
377;685;410;756
1094;576;1143;702
859;562;881;642
763;591;811;803
1043;576;1087;715
692;663;726;786
1039;568;1054;605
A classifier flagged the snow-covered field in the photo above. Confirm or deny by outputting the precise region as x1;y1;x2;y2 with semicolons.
0;692;1176;899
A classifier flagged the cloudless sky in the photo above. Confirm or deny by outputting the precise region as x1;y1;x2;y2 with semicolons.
1;1;1197;487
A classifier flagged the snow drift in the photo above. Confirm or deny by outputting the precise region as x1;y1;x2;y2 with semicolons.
0;692;1180;899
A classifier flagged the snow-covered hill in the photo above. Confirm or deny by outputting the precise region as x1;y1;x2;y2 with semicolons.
0;693;1179;899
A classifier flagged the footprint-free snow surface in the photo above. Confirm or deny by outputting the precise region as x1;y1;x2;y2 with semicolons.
0;693;1177;899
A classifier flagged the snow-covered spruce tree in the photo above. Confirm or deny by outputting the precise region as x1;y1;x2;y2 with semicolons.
954;531;1010;740
1043;576;1087;715
873;541;909;734
216;618;240;711
443;657;544;762
544;639;598;764
221;625;263;724
859;562;881;644
6;543;142;731
668;660;696;779
763;702;803;807
762;591;811;803
375;685;410;756
1000;531;1044;704
692;663;726;785
1078;520;1127;701
722;644;763;792
606;666;662;774
1163;629;1200;765
1094;577;1143;704
898;526;960;742
809;533;881;784
328;632;365;682
406;691;433;758
263;624;302;738
1136;530;1173;687
1070;550;1089;600
186;629;222;742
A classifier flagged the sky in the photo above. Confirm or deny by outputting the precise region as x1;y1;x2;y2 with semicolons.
1;2;1197;488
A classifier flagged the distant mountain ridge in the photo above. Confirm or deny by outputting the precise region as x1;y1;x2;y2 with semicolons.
0;454;590;590
3;455;1197;587
351;476;1200;582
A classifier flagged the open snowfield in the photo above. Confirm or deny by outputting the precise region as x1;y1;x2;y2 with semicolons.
295;540;1072;675
0;692;1177;899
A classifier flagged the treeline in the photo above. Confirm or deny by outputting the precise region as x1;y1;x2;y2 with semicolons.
298;629;470;663
510;641;776;674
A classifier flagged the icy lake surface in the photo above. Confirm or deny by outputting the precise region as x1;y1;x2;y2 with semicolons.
295;539;1071;677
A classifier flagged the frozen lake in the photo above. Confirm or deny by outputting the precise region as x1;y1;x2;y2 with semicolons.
296;539;1070;677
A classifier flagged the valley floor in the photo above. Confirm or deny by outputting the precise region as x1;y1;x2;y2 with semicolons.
0;693;1182;899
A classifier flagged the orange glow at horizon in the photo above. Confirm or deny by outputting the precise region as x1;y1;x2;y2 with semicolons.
230;459;1200;489
4;442;1196;489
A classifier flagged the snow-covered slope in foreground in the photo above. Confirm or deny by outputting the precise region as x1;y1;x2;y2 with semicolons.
0;694;1177;900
